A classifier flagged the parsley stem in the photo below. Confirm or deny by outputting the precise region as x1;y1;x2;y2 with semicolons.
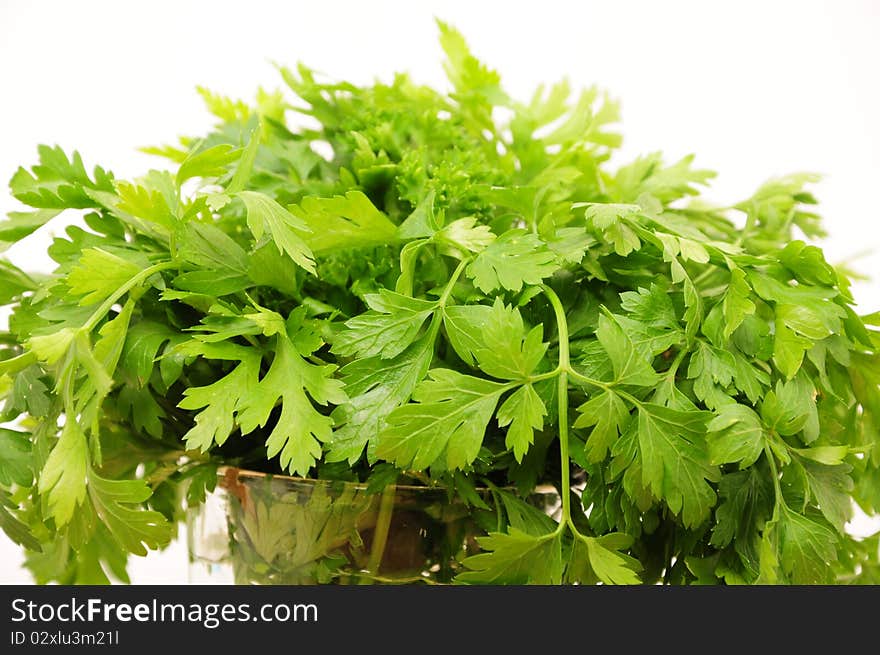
665;348;688;379
361;483;396;584
692;265;718;287
556;369;571;526
566;367;610;391
439;259;470;307
540;284;572;526
528;367;562;383
82;261;178;333
764;444;785;519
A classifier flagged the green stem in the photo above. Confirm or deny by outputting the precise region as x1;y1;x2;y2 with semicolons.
665;349;688;380
557;367;571;527
541;285;572;528
439;258;470;307
566;367;610;391
528;367;562;383
566;367;644;408
764;444;785;520
692;266;718;287
82;261;177;333
360;483;396;585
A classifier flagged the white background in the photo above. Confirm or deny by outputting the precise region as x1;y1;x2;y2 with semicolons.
1;0;879;583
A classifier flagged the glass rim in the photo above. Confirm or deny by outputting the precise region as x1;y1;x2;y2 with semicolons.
217;465;560;497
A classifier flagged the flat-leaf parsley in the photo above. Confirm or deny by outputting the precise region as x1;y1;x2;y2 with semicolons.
1;21;878;584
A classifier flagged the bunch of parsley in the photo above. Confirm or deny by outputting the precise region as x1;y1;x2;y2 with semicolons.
1;22;878;584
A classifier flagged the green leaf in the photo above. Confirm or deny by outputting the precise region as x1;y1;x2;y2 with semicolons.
581;202;640;228
395;239;427;296
706;403;765;467
436;19;506;107
66;248;144;306
333;290;437;359
776;504;838;584
172;269;251;296
5;366;51;418
236;331;346;476
760;374;819;441
86;470;171;556
545;227;595;264
635;403;719;527
722;267;756;339
176;143;240;185
777;240;837;287
614;153;715;204
730;351;770;404
27;328;77;365
458;528;563;584
496;384;546;462
179;353;262;451
78;300;134;429
291;191;398;253
496;488;558;535
596;313;660;387
396;191;440;240
328;336;434;464
442;304;493;366
237;190;315;274
0;428;33;487
470;299;547;380
10;145;114;210
582;203;642;255
181;320;346;477
710;468;773;560
777;303;838;341
678;237;709;264
121;321;179;387
246;242;302;296
794;446;850;466
566;534;641;585
114;172;178;227
773;320;811;379
38;421;89;526
116;384;164;438
574;390;631;463
0;490;40;551
436;217;496;253
794;455;853;533
376;369;507;470
618;283;681;333
687;341;737;409
176;222;248;273
0;260;38;304
0;209;61;251
466;230;557;293
226;128;260;194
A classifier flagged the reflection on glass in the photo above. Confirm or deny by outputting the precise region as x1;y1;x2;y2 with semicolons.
188;468;560;585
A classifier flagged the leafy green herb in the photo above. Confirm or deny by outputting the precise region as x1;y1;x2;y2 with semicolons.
1;20;877;585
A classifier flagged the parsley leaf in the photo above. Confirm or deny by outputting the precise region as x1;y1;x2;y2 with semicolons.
466;230;557;293
377;369;507;470
333;290;438;359
237;190;316;274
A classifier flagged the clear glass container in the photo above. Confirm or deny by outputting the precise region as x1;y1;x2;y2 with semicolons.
187;467;561;585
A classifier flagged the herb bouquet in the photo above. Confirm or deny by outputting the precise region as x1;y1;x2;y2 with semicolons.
1;22;878;585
